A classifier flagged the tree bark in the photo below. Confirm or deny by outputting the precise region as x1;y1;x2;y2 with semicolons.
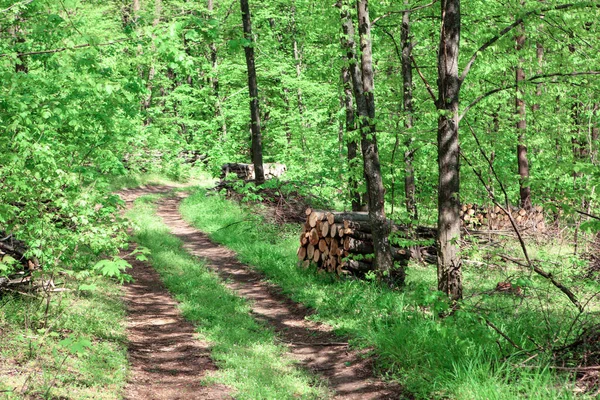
208;0;227;140
436;0;462;300
240;0;265;184
337;1;365;212
356;0;395;283
515;16;532;210
341;67;363;211
401;2;417;221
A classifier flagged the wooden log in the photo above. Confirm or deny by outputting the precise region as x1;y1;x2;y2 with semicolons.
330;239;339;256
329;223;338;238
297;246;307;261
326;212;335;225
342;260;373;273
302;260;310;269
307;243;315;260
332;211;371;223
321;221;330;237
343;237;374;253
313;249;321;263
308;211;326;228
343;220;372;233
343;229;372;241
300;233;308;246
318;239;327;253
309;229;319;245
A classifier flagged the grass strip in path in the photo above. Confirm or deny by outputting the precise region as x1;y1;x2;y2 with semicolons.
155;193;403;400
127;194;329;400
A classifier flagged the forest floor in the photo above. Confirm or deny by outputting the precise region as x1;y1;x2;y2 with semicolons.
119;185;405;399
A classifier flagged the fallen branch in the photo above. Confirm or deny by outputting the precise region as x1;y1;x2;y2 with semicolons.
499;254;583;312
485;318;532;355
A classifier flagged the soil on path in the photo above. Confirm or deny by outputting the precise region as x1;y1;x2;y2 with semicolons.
153;190;408;400
120;186;230;400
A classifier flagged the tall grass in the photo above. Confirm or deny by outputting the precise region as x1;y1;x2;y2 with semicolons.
179;188;591;399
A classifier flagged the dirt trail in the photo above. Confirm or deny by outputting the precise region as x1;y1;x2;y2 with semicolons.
120;186;230;400
152;190;407;400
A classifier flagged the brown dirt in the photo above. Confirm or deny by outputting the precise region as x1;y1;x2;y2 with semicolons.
153;190;408;400
119;186;230;400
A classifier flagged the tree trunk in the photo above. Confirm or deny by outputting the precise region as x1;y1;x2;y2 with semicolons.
208;0;227;140
401;2;417;221
356;0;395;283
436;0;462;300
341;66;363;211
337;1;365;212
240;0;265;184
516;17;532;210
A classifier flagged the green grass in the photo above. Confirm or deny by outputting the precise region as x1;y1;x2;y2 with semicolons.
127;195;329;400
0;277;128;399
179;188;598;400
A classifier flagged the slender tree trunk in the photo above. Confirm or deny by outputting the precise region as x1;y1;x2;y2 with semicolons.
123;0;141;27
337;1;366;212
267;17;294;146
401;3;417;221
356;0;395;283
291;8;305;117
240;0;265;184
208;0;227;140
592;105;599;166
142;0;161;124
515;17;532;210
14;29;27;74
341;66;363;211
436;0;462;300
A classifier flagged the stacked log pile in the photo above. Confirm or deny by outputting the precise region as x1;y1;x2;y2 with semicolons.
220;163;287;181
297;209;435;276
460;204;545;232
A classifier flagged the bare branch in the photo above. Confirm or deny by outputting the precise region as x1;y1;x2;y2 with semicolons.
371;0;438;26
1;0;34;13
459;2;595;84
0;38;131;58
459;70;600;121
410;55;436;102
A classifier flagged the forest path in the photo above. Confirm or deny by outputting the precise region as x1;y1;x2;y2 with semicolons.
152;188;405;400
119;185;231;400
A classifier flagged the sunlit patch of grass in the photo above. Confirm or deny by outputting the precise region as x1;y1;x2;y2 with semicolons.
179;188;598;399
0;278;128;399
127;197;329;400
107;167;216;192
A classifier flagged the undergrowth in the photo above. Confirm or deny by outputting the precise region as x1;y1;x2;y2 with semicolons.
127;195;329;400
179;187;598;399
0;278;127;399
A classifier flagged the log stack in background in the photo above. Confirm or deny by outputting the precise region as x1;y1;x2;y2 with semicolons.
460;204;545;232
297;209;435;276
220;162;287;181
